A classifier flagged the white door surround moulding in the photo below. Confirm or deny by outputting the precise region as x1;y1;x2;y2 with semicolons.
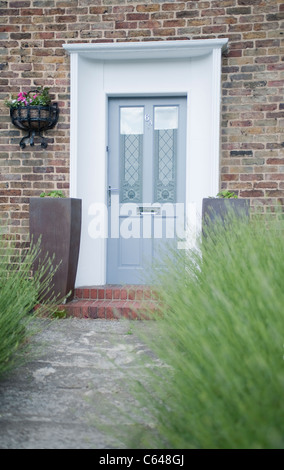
63;39;228;287
63;38;228;60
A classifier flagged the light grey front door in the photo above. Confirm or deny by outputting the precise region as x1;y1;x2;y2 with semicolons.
107;97;186;284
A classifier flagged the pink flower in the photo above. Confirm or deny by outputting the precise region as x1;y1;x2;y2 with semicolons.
17;92;28;102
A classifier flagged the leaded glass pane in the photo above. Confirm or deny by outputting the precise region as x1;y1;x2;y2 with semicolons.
154;128;177;203
119;107;144;203
120;134;143;203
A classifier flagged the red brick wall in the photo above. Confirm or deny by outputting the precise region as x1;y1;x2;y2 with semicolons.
0;0;283;245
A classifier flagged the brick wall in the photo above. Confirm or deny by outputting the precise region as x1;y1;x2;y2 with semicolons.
0;0;283;246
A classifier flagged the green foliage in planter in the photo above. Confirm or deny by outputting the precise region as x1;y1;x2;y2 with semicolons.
5;86;52;109
128;212;284;449
40;190;65;198
216;189;238;198
0;234;63;378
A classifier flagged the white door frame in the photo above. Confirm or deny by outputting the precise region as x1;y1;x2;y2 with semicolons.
63;39;228;287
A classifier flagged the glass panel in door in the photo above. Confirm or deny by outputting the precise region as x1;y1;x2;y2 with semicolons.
154;106;178;204
120;107;143;203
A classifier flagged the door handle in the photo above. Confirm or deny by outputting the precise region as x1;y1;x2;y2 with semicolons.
108;185;119;206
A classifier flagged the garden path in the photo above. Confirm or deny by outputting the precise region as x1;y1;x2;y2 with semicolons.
0;318;159;449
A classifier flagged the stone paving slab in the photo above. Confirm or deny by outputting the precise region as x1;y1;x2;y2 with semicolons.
0;318;160;449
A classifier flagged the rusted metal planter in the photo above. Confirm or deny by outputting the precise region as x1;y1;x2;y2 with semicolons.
29;197;82;302
202;198;250;234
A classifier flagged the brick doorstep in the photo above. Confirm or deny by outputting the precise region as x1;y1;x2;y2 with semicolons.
58;285;161;320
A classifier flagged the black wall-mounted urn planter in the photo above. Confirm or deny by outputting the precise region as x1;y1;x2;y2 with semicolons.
29;197;82;302
10;103;59;149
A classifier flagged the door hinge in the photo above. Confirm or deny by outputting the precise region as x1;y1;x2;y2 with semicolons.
106;145;109;152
